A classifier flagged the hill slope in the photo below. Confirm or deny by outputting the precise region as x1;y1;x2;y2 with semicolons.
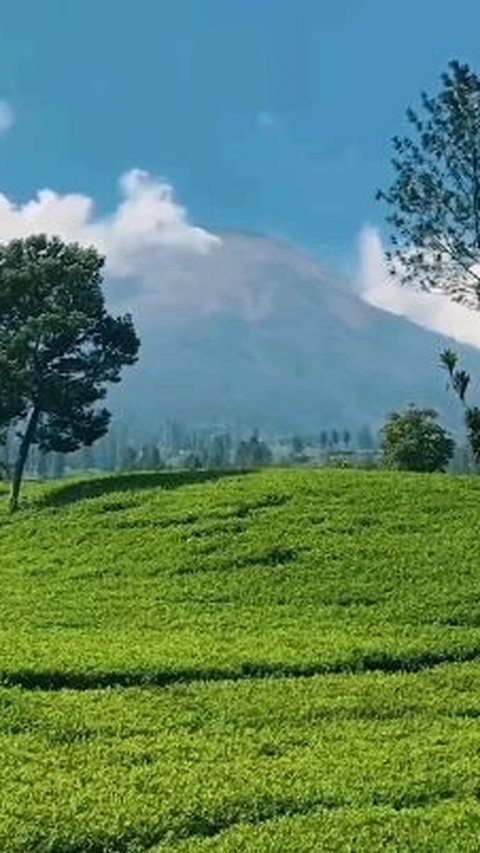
111;232;480;433
2;469;480;850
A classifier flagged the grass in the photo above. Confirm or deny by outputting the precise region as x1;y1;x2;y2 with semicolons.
2;468;480;850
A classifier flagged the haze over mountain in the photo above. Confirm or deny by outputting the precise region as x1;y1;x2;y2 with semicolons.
0;168;478;436
111;230;480;436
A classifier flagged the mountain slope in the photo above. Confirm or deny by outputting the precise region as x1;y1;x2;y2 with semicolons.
112;232;480;432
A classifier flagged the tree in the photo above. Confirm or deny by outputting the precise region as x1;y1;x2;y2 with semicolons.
0;429;8;480
50;452;66;480
319;431;329;453
440;348;480;464
234;440;250;469
0;235;140;510
377;61;480;306
343;429;352;450
379;406;454;473
120;445;138;471
79;444;96;472
208;434;231;469
248;433;272;467
138;441;162;470
291;435;305;457
234;432;272;469
184;452;203;471
377;61;480;465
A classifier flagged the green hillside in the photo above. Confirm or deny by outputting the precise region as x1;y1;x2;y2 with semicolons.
3;469;480;851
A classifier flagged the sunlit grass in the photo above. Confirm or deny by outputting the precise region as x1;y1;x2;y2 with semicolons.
2;468;480;850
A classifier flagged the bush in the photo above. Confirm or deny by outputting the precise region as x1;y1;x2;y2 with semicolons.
379;406;454;473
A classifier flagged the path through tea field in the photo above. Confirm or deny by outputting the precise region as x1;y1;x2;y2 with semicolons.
2;469;480;851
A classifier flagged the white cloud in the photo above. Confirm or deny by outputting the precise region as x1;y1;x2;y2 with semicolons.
0;168;219;258
0;169;226;315
7;168;480;344
0;101;14;134
358;225;480;349
0;170;300;322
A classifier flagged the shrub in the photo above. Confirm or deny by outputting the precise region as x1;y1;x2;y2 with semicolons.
379;406;454;473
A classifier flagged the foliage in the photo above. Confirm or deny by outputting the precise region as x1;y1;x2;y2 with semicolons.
208;434;232;469
440;348;471;401
464;406;480;464
379;62;480;472
379;406;454;472
291;435;305;456
2;469;480;848
377;60;480;307
325;454;354;469
0;234;140;509
440;348;480;465
234;432;272;468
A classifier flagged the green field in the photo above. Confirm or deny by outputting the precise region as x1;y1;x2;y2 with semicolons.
3;468;480;851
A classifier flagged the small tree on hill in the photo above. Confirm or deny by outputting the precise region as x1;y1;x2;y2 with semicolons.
0;234;140;510
380;405;454;472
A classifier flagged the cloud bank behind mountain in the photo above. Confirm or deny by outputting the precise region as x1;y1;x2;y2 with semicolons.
0;169;478;349
358;226;480;350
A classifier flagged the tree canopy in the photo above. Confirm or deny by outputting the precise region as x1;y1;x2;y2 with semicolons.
377;60;480;307
0;234;140;509
380;406;454;473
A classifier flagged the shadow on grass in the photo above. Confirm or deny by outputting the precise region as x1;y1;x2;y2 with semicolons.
38;469;249;509
4;647;480;692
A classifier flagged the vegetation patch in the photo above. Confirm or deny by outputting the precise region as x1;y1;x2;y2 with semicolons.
2;469;480;850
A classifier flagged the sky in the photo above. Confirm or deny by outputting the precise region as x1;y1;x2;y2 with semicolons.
1;0;480;343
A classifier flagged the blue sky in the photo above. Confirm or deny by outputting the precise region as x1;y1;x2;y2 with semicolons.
0;0;479;269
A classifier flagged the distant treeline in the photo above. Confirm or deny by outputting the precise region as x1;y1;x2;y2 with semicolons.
0;417;474;480
0;421;382;480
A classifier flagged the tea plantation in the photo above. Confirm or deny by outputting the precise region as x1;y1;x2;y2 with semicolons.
2;468;480;851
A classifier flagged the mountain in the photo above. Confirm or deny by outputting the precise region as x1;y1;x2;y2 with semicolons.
110;232;480;435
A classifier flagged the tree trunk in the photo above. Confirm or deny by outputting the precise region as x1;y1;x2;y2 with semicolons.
9;408;39;513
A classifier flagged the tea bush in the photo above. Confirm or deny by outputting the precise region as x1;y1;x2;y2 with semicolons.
2;469;480;850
